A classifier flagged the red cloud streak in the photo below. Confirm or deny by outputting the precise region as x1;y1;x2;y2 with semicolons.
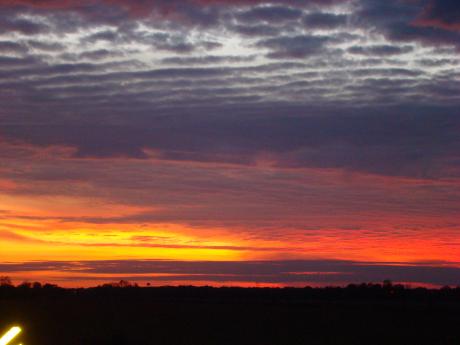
0;0;347;14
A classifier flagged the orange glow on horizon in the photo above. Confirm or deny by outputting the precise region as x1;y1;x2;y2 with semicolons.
1;215;459;263
1;157;459;287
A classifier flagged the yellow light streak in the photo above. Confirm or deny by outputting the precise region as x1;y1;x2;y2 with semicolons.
0;327;21;345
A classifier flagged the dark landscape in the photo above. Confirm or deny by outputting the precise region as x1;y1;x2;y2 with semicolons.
1;282;460;345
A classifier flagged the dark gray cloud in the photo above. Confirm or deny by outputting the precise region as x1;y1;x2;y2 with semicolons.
84;30;120;43
0;0;347;27
351;68;423;77
0;55;41;67
1;107;459;179
1;260;460;286
303;12;348;29
26;40;65;52
416;58;459;67
356;0;460;49
257;35;329;58
418;0;460;30
0;13;48;35
231;23;282;37
71;49;122;61
236;5;303;23
161;55;256;65
0;41;28;54
347;45;414;56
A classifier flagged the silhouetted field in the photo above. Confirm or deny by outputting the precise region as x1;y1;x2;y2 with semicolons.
1;282;460;345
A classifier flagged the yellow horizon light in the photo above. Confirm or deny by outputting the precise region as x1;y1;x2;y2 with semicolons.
0;327;22;345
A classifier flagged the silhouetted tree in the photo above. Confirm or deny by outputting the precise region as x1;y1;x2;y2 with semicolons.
100;280;134;288
383;279;393;288
18;281;33;289
0;276;12;286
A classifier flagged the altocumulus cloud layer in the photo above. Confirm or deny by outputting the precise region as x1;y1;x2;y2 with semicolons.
0;0;459;286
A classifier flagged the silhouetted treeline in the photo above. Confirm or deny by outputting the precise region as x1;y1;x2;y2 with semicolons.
1;279;460;301
1;279;460;345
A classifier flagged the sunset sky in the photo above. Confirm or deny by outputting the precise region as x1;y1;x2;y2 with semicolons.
0;0;459;287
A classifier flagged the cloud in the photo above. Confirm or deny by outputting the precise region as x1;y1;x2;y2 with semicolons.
417;0;460;31
91;49;124;60
347;45;413;56
1;260;460;286
0;55;40;67
0;229;285;252
236;5;303;23
230;23;282;36
0;12;48;35
0;41;28;54
84;30;120;43
161;55;256;65
2;107;459;179
26;40;65;51
303;12;348;29
356;0;460;49
0;0;347;28
0;230;48;244
1;0;460;274
257;35;329;58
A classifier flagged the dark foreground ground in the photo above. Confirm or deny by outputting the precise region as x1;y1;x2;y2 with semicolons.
1;283;460;345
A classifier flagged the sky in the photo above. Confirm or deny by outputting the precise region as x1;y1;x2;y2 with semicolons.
0;0;459;288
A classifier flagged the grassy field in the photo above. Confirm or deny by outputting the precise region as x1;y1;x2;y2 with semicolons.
1;284;460;345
